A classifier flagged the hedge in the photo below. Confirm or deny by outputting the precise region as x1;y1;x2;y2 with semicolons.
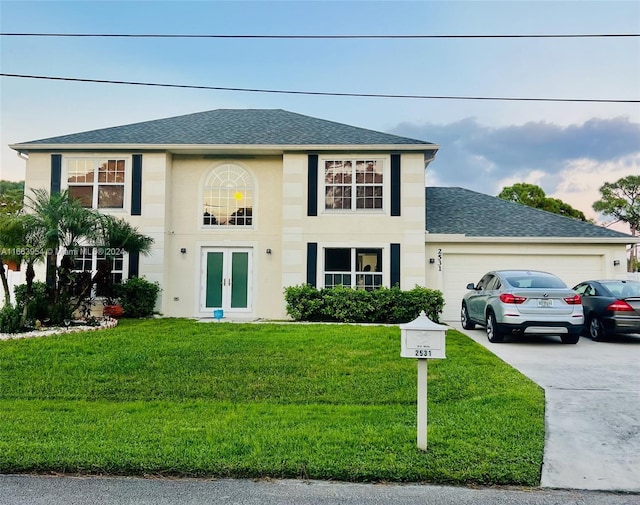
284;285;444;324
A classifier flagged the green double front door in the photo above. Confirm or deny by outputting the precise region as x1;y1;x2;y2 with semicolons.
202;248;252;312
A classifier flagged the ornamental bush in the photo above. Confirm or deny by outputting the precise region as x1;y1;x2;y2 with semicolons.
116;276;160;318
0;303;22;333
14;281;50;322
284;285;444;324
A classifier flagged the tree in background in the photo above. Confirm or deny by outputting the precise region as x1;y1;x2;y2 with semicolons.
0;181;24;216
0;215;26;305
0;181;25;305
593;175;640;271
498;183;587;221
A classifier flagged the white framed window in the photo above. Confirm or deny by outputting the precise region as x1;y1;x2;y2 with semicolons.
71;246;126;296
202;164;254;227
66;158;127;209
324;247;383;291
324;159;383;210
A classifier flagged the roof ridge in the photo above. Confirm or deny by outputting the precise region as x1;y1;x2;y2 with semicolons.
12;109;436;147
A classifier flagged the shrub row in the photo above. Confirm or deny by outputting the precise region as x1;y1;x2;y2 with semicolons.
284;284;444;324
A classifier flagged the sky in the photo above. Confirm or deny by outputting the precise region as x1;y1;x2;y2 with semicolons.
1;0;639;231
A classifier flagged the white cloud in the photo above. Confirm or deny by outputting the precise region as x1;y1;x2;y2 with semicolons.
496;170;547;192
550;153;640;232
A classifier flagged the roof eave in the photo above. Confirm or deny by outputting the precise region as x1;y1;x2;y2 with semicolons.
425;233;637;244
9;143;440;154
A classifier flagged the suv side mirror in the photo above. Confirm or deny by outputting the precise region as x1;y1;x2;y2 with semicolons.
466;283;476;290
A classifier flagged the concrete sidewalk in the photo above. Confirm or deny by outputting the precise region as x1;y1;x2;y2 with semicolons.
447;320;640;492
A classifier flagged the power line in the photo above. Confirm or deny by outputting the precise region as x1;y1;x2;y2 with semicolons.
1;73;638;103
1;32;639;39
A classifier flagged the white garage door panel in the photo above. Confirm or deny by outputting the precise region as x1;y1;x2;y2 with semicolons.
441;253;604;321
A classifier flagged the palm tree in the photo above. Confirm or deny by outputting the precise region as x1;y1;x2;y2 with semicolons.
21;189;154;322
91;214;154;306
24;189;100;313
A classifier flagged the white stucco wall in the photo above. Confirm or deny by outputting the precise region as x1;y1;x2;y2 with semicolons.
280;152;427;304
22;152;169;312
163;155;283;320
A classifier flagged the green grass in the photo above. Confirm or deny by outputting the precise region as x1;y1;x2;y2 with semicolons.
0;319;544;485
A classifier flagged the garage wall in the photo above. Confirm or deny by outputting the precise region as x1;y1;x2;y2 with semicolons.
425;239;628;322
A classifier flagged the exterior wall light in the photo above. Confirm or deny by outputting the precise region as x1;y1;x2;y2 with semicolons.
613;260;620;266
180;248;187;254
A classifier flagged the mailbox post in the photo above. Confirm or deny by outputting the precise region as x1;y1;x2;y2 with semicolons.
399;311;447;451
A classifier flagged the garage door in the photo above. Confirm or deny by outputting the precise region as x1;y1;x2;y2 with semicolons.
440;253;605;321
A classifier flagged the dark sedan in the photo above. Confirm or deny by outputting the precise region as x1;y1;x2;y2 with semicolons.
573;280;640;340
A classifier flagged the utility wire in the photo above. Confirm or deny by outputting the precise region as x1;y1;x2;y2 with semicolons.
1;73;638;103
1;32;639;39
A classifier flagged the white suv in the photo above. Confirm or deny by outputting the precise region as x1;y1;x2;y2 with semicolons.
461;270;584;344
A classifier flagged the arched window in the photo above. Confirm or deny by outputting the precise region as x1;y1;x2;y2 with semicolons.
203;164;254;226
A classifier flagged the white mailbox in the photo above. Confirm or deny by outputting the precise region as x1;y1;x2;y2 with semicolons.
400;311;447;359
399;311;448;451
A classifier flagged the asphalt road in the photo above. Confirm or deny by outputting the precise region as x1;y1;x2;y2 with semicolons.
447;320;640;492
1;475;639;505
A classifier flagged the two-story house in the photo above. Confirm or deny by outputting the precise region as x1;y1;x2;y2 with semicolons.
10;109;633;321
10;109;439;320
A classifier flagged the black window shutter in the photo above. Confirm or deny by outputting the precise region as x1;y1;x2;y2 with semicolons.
128;251;140;278
131;154;143;216
50;154;62;195
391;154;401;216
390;243;401;288
46;154;61;288
306;243;318;287
307;154;318;216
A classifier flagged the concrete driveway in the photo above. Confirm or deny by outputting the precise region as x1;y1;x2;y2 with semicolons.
447;320;640;492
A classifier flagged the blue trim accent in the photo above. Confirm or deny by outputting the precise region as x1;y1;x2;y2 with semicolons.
50;154;62;195
307;154;318;216
128;251;140;278
306;243;317;287
390;243;401;288
131;154;142;216
391;154;401;216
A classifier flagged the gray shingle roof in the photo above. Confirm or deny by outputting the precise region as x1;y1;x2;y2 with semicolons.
426;187;633;239
14;109;435;147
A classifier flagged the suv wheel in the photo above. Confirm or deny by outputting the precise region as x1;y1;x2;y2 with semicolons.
486;311;504;343
561;333;580;344
461;303;475;330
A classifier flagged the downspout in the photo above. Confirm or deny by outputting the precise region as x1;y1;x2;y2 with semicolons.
16;151;29;205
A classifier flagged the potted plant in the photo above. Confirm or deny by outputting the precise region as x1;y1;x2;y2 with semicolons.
102;295;124;319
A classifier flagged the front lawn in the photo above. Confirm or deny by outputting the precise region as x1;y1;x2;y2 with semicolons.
0;319;544;485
